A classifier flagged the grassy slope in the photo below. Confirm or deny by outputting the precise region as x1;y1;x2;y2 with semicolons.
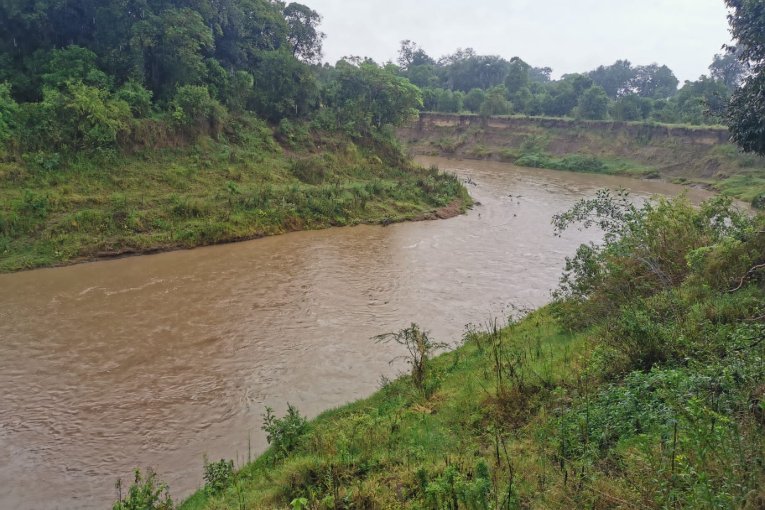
181;309;587;510
181;300;765;509
0;120;469;273
179;199;765;510
400;114;765;207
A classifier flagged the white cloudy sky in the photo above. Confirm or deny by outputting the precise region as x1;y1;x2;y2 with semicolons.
304;0;732;83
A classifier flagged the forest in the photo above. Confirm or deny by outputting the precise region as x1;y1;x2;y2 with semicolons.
0;0;751;163
395;42;743;125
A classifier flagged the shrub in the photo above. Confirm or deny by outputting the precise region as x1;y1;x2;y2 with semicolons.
752;192;765;210
0;82;18;148
171;85;226;135
375;324;449;396
116;81;154;118
113;469;173;510
290;157;327;184
203;457;234;495
262;404;309;458
17;81;131;152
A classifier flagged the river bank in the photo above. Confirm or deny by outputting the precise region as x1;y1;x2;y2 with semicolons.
0;123;469;273
400;113;765;207
0;158;711;509
178;186;765;509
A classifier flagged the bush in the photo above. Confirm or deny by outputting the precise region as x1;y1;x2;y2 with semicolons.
203;458;234;495
374;324;448;396
290;157;327;184
113;469;173;510
752;192;765;210
171;85;226;135
262;404;309;458
0;82;18;148
116;81;154;118
17;81;131;152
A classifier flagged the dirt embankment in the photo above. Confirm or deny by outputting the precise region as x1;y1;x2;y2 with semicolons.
400;113;765;183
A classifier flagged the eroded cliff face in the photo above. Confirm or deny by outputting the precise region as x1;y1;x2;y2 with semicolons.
399;113;757;181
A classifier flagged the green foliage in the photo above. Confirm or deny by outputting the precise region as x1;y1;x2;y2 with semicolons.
463;88;486;113
552;191;759;335
0;82;18;147
171;86;226;135
479;86;510;117
323;60;422;135
250;50;319;121
576;86;609;120
375;324;448;396
753;192;765;210
17;81;131;152
203;458;234;495
516;152;608;173
611;94;653;121
283;3;325;64
262;404;309;459
113;469;174;510
116;81;154;118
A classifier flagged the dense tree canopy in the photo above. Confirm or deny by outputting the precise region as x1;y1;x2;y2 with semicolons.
725;0;765;154
393;39;732;125
0;2;748;161
0;0;427;157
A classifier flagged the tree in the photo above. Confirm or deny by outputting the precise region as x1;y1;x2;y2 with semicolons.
542;74;593;117
631;64;678;99
709;52;747;90
529;66;553;83
397;40;434;70
480;85;510;117
612;95;653;121
131;8;215;98
283;3;325;64
251;50;319;121
440;49;510;92
576;86;609;120
504;57;530;95
589;60;635;98
674;76;729;124
324;60;422;134
463;88;486;113
725;0;765;154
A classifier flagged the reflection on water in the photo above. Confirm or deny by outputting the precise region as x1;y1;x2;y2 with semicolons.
0;157;712;509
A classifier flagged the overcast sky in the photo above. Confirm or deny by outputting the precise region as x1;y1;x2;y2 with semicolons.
304;0;732;83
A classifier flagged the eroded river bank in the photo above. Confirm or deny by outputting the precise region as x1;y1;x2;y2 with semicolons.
0;158;713;509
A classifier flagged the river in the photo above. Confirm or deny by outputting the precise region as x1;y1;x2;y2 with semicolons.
0;157;713;509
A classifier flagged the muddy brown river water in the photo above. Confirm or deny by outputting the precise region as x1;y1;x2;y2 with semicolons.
0;157;714;509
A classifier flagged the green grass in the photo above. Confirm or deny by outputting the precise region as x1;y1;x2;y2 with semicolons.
180;309;588;510
715;173;765;206
513;151;659;178
0;121;469;272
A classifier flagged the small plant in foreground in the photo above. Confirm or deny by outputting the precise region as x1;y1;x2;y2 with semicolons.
375;323;449;396
113;468;173;510
203;456;234;495
262;404;309;459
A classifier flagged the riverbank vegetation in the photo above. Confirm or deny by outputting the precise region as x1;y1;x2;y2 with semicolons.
165;190;764;510
0;1;468;272
395;41;739;126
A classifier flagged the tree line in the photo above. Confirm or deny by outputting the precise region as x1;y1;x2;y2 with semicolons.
0;0;423;157
395;40;745;125
0;0;762;161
